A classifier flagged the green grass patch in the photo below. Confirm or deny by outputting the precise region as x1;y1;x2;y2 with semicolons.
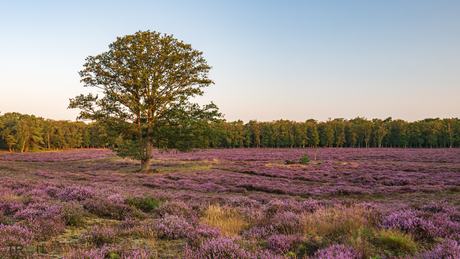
125;195;163;212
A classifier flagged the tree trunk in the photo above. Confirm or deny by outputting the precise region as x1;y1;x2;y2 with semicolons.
21;140;26;153
141;158;151;171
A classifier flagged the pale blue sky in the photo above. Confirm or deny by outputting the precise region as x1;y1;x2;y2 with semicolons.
1;0;459;122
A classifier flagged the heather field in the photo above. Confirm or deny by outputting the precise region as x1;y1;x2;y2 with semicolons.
1;149;460;259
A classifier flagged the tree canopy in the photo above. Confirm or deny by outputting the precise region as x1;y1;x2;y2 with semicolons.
69;30;222;170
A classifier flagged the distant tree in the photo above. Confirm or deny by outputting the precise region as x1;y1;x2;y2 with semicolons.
391;119;408;148
372;118;388;148
408;122;424;148
423;119;442;148
306;120;319;148
333;119;346;148
69;30;221;171
345;122;357;147
248;120;262;148
7;113;43;152
320;119;335;148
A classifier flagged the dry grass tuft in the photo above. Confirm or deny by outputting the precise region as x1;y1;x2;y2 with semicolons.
301;204;379;237
201;204;248;236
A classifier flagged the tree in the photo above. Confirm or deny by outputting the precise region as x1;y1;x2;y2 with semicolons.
69;30;221;171
372;118;388;148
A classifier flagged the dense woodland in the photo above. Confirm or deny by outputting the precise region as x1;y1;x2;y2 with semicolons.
1;112;460;152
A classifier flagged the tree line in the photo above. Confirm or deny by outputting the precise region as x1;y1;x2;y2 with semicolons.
0;112;116;152
1;112;459;152
207;117;460;149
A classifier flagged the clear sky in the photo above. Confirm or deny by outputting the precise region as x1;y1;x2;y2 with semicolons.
1;0;459;123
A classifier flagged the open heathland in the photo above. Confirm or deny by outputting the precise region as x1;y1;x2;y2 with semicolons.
0;148;459;258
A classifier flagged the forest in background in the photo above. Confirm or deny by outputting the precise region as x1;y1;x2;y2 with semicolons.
1;112;460;152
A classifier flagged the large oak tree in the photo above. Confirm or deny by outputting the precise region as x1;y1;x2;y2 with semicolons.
69;30;221;171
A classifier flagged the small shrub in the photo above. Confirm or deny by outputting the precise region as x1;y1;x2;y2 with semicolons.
20;216;66;241
0;211;5;225
381;209;440;241
186;224;223;247
301;153;310;165
57;185;96;202
82;224;117;247
184;236;281;259
156;200;196;220
119;217;141;231
63;245;156;259
242;225;277;240
0;224;34;255
411;239;460;259
263;199;304;216
83;196;136;220
60;201;86;226
63;245;111;259
0;199;24;215
118;244;157;259
149;215;193;240
13;201;60;220
312;244;361;259
44;185;60;198
267;234;300;254
272;211;302;235
225;196;262;209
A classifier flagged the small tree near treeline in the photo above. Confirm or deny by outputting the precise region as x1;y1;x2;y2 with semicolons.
69;30;223;171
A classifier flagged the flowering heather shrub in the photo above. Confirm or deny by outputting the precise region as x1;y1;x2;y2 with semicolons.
0;211;5;224
59;201;86;226
0;199;24;215
311;244;361;259
420;203;452;214
63;245;112;259
197;182;227;192
263;198;304;215
242;225;277;239
57;185;96;201
119;217;141;231
186;224;223;247
155;200;197;220
2;148;460;258
267;234;300;254
150;214;193;239
272;211;302;235
117;244;157;259
225;196;262;209
13;201;61;220
410;239;460;259
82;224;117;247
64;244;157;259
0;224;34;253
44;185;60;198
22;188;51;203
382;210;443;241
184;236;282;259
83;196;136;220
302;198;322;212
19;216;66;241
